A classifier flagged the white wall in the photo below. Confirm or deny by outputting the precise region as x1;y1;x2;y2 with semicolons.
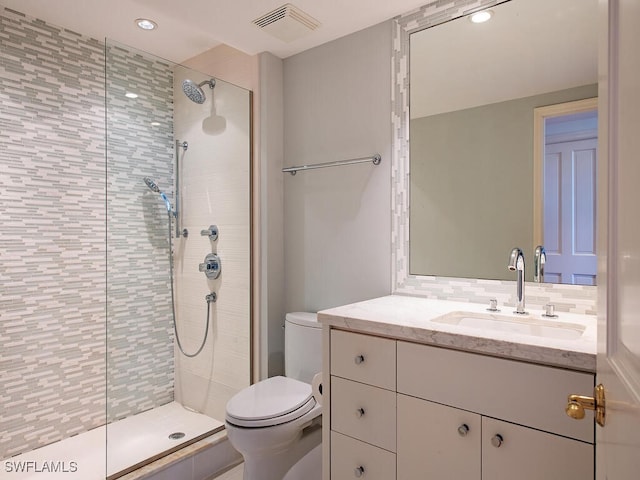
283;21;393;314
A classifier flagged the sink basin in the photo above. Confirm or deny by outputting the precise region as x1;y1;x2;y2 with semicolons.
431;311;586;340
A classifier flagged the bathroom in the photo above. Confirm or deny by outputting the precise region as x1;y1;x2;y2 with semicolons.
0;0;638;479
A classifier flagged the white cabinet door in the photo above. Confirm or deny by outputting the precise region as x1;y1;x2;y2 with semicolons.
397;394;481;480
482;417;593;480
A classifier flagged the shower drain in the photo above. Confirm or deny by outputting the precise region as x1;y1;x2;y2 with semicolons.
168;432;186;440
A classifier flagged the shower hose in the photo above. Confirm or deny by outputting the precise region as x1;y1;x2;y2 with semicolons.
166;212;211;358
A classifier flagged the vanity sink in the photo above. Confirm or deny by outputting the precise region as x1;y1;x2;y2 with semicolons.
431;311;586;340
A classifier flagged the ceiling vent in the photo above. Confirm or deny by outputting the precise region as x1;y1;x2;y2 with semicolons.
252;3;320;43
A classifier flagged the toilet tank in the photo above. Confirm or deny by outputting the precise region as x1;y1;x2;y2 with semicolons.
284;312;321;384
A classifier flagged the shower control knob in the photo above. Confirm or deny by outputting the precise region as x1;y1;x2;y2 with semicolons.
201;225;219;241
199;253;222;279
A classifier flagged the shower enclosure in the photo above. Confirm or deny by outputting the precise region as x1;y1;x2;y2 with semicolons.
0;6;251;478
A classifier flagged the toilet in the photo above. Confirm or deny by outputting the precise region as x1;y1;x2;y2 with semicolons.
225;312;322;480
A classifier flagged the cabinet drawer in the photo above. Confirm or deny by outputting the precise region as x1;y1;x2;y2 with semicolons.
331;431;396;480
397;341;594;442
331;330;396;390
331;376;396;452
482;417;594;480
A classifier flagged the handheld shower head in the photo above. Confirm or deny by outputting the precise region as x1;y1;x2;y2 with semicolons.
182;79;215;104
143;177;173;214
144;176;160;193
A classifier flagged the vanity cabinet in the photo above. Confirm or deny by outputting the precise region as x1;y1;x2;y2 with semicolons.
326;329;595;480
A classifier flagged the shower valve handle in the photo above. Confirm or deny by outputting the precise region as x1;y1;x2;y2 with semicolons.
201;225;219;241
199;253;222;280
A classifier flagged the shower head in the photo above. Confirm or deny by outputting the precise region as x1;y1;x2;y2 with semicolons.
182;78;215;104
144;176;160;193
143;177;173;214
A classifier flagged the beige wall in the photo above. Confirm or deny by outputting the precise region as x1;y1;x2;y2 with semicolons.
172;67;252;420
183;46;287;380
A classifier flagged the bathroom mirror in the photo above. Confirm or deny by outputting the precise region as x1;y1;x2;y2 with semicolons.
407;0;598;284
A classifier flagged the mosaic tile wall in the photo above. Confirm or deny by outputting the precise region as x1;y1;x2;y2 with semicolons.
390;0;597;315
0;7;175;457
0;7;106;457
105;41;175;422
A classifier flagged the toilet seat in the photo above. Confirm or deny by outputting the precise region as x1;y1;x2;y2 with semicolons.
226;376;318;428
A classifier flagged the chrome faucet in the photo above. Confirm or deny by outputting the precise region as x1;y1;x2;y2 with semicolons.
534;245;546;283
508;247;527;314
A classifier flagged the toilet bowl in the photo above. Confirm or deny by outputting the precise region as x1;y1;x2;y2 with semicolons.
226;376;322;480
225;312;322;480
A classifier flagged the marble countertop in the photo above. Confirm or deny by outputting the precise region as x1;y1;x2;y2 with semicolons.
318;294;597;372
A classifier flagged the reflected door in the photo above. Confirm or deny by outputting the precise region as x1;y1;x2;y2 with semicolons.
543;137;597;285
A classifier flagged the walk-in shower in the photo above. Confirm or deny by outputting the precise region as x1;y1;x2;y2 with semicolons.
0;9;251;478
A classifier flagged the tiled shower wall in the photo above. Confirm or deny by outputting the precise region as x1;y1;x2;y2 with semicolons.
0;7;175;457
105;42;175;422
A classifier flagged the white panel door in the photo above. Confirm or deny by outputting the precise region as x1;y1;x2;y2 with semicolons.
596;0;640;478
544;137;598;285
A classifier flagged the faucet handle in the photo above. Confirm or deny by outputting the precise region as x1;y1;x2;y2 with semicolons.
487;298;500;312
543;303;558;318
201;225;219;241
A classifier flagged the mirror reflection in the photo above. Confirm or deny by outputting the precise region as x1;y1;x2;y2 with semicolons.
409;0;598;284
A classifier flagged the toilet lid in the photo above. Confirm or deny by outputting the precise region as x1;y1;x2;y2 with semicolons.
226;376;314;425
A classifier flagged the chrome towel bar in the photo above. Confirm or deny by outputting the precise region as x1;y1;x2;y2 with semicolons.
282;154;381;175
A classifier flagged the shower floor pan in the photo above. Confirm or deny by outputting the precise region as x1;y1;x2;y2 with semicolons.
0;402;223;480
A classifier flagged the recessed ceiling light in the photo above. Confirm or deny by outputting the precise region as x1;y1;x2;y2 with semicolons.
125;92;139;99
150;122;161;126
470;10;493;23
135;18;157;30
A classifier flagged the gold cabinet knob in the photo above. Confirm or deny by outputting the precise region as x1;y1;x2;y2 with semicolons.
566;383;605;427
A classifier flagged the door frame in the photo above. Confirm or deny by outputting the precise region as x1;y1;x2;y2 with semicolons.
532;97;599;248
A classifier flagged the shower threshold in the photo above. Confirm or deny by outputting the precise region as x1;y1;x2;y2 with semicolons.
0;402;223;480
